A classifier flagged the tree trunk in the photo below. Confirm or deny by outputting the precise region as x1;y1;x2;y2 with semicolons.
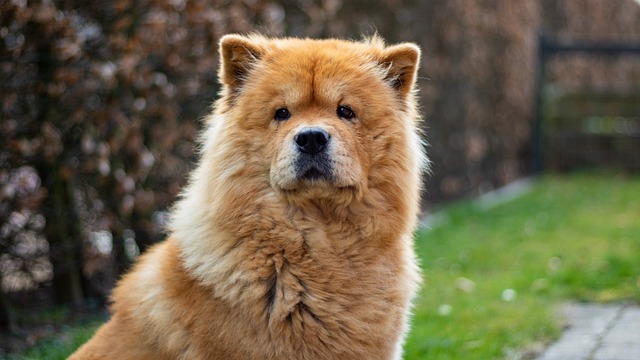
0;272;17;333
34;37;85;308
46;169;85;307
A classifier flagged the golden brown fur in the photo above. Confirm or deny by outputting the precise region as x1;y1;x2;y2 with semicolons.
71;34;426;360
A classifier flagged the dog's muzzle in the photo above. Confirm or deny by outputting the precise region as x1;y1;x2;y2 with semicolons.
294;127;333;181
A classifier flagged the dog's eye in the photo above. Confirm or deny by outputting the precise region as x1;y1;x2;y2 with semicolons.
274;108;291;121
337;105;355;120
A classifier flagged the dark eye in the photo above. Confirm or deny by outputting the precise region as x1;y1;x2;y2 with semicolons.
337;105;355;120
274;108;291;121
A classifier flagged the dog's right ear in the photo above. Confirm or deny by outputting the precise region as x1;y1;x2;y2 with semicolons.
219;35;264;92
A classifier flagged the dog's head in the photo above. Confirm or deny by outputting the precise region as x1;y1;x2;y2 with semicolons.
213;34;424;207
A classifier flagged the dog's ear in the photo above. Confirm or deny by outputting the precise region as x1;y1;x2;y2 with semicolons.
219;34;264;92
380;43;421;98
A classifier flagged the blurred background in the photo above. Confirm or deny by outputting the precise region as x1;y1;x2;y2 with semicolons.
1;0;639;357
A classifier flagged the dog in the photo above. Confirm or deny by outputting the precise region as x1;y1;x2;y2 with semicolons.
70;34;426;360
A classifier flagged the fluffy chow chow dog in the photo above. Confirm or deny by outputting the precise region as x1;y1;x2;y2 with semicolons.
71;34;427;360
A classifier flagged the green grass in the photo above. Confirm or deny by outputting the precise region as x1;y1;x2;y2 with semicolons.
404;173;640;359
9;321;101;360
15;174;640;359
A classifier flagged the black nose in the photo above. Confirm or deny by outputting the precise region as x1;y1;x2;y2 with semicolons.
295;128;330;155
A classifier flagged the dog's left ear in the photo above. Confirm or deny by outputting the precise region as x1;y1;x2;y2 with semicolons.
380;43;421;98
219;34;265;92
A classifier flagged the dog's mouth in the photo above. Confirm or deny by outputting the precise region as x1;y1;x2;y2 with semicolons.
295;155;333;183
273;159;360;203
300;167;329;181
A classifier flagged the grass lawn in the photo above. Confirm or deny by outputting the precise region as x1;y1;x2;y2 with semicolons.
10;321;102;360
15;174;640;359
405;173;640;359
